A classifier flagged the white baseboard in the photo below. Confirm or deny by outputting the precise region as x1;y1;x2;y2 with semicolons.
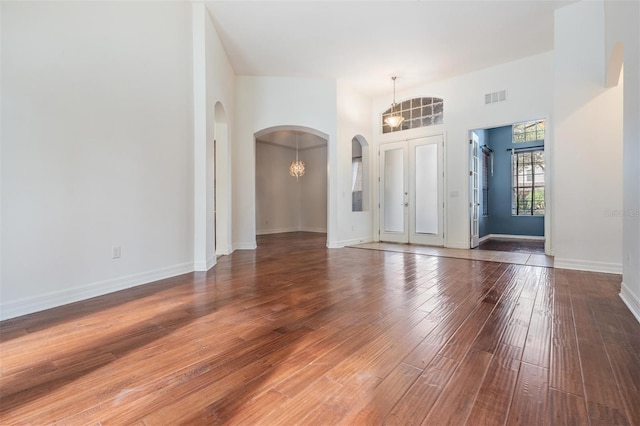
327;240;343;249
206;256;216;270
193;256;216;272
216;248;233;256
339;237;373;247
193;261;207;272
554;257;622;274
485;234;545;241
0;262;194;321
620;282;640;324
234;242;257;250
256;227;299;235
299;227;327;234
446;241;469;249
257;227;327;235
479;235;492;243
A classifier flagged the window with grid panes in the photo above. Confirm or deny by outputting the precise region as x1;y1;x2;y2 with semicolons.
512;150;545;215
382;97;443;134
513;119;544;143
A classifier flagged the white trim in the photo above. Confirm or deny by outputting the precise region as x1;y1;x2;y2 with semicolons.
193;256;216;272
299;227;327;234
620;282;640;324
554;258;622;274
446;241;469;249
256;227;299;235
206;256;216;270
484;234;545;241
479;234;492;243
256;227;327;236
0;262;194;321
340;237;374;247
216;248;233;256
234;242;257;250
193;261;207;272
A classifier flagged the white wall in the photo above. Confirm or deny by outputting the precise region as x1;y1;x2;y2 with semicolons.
299;146;328;233
604;0;640;321
233;77;337;249
553;0;624;273
337;82;374;245
255;142;301;234
255;142;327;235
205;8;235;259
191;4;236;271
1;2;194;319
372;52;554;249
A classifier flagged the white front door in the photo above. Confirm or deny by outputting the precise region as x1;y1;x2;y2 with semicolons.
469;133;480;248
380;135;444;246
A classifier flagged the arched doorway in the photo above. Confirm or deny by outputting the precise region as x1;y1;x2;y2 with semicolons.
254;126;329;246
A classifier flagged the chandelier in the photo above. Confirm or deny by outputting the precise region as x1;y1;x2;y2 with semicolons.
289;132;305;180
384;76;404;128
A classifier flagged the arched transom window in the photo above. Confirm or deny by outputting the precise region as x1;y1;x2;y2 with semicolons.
382;97;444;134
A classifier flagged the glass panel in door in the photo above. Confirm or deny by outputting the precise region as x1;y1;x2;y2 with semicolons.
409;135;444;246
414;143;438;234
380;142;408;243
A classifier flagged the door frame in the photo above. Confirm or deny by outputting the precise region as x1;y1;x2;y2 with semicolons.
379;133;446;246
469;132;480;249
466;115;552;255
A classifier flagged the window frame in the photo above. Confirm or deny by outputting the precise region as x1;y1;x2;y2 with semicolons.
512;148;545;216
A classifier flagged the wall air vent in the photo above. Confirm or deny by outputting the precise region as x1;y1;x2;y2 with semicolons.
484;90;507;105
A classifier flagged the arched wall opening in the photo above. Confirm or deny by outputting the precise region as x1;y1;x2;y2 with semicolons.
254;125;330;246
351;135;369;212
195;100;231;272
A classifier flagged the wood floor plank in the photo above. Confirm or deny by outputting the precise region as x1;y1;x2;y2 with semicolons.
337;362;422;425
385;355;458;425
299;372;382;425
507;362;548;425
466;355;520;425
422;350;493;426
521;277;552;368
602;343;640;424
550;282;583;396
0;232;637;425
548;388;589;426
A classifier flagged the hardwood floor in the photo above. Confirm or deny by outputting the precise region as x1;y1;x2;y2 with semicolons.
476;239;546;255
1;232;638;425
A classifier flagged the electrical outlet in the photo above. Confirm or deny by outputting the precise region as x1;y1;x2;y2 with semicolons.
112;246;121;259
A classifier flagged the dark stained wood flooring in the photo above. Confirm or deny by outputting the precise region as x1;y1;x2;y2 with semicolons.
476;238;546;254
1;232;638;425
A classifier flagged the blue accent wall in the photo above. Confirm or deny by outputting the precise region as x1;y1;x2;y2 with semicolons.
484;125;544;237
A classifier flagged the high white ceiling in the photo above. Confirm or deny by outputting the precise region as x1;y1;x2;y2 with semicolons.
206;0;573;98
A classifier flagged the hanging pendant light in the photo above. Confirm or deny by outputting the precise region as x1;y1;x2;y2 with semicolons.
384;76;404;128
289;132;305;180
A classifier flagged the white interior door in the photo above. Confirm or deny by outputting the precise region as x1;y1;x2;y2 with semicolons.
380;142;409;243
469;133;480;248
380;135;444;246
